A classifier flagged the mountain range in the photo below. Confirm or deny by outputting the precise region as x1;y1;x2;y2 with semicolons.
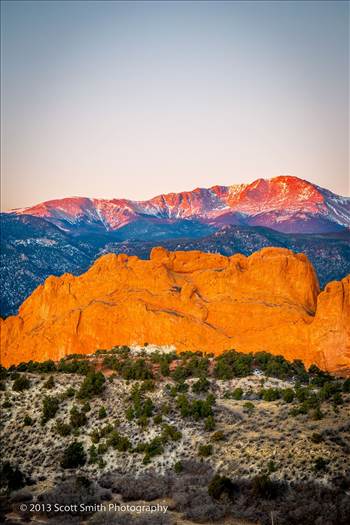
1;175;349;319
12;175;350;234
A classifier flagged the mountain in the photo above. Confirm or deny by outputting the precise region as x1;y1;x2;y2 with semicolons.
11;176;350;234
1;215;350;318
1;247;349;375
0;214;95;318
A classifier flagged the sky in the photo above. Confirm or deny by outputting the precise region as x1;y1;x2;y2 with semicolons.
1;0;349;211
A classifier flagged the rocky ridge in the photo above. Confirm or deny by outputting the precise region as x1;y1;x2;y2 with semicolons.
1;247;349;374
11;176;350;234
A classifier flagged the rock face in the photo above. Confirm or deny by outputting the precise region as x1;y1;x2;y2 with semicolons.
1;247;349;374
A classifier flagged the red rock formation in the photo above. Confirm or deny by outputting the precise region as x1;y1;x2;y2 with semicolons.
1;247;349;375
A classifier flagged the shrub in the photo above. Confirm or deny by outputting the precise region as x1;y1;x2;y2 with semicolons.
13;375;30;392
0;462;25;492
210;431;225;442
70;406;87;428
81;401;91;413
60;441;86;469
261;388;280;401
98;406;107;419
160;361;170;376
214;350;253;379
176;394;214;419
171;355;209;381
208;474;236;501
254;352;302;380
252;473;280;499
232;387;243;400
97;443;108;455
171;365;191;382
267;460;277;473
126;406;134;421
107;431;131;452
204;415;215;431
198;444;213;457
31;360;56;373
23;415;33;426
161;423;182;443
60;387;76;400
128;385;155;421
111;473;169;501
310;432;323;444
153;414;163;425
161;403;170;415
332;392;344;406
282;388;295;403
311;406;324;420
342;378;350;393
319;381;340;401
58;359;91;375
290;359;309;382
0;365;8;380
192;377;210;394
213;360;233;380
2;397;12;408
136;437;164;464
89;445;98;464
182;354;210;377
111;345;131;357
309;365;334;387
137;415;149;428
243;401;255;414
140;379;155;392
174;461;183;474
314;457;329;472
43;375;55;389
42;395;60;424
77;371;105;399
90;428;101;443
117;358;154;380
55;420;72;437
166;381;189;397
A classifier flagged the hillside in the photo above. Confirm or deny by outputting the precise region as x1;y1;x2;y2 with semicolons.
1;347;349;525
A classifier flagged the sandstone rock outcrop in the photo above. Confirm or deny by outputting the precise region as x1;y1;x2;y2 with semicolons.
1;247;349;374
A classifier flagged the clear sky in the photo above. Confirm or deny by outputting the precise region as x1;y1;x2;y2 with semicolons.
1;0;349;210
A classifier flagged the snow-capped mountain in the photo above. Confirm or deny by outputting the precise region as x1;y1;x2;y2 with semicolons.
11;176;350;234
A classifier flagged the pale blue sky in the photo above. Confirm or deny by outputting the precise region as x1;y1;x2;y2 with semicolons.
1;0;349;210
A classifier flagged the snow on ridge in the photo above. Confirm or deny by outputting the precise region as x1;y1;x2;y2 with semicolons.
8;176;350;230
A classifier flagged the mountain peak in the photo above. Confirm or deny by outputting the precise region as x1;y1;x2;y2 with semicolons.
10;176;350;234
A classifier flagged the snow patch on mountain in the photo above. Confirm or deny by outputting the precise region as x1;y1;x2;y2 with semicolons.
9;176;350;234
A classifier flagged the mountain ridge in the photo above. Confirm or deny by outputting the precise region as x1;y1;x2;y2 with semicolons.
9;176;350;234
